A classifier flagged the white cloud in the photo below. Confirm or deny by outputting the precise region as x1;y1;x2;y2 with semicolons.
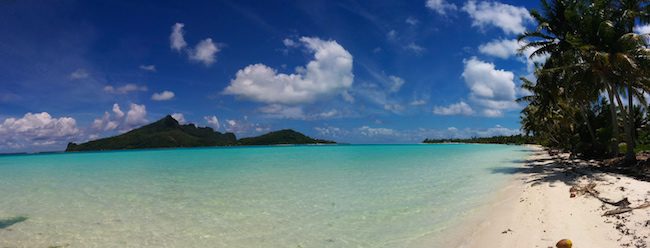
0;112;79;149
432;101;475;115
478;38;520;59
224;37;354;104
104;84;148;94
462;57;519;115
259;104;305;119
112;103;124;118
171;113;186;124
125;103;147;127
204;115;220;130
189;38;220;66
410;99;427;106
69;69;89;79
315;126;347;137
406;17;419;25
139;65;156;72
258;104;341;120
462;0;532;35
388;75;405;92
634;24;650;34
405;42;425;55
479;38;549;71
151;90;175;101
462;57;515;101
482;109;503;117
426;0;458;15
283;38;299;47
92;112;119;131
358;126;397;137
91;103;149;135
170;23;187;51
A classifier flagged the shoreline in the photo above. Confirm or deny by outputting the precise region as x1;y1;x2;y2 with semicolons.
455;145;650;247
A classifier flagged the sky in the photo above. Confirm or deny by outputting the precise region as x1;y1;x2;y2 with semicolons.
0;0;547;152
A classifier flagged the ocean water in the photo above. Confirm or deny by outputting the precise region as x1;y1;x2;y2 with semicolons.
0;144;530;248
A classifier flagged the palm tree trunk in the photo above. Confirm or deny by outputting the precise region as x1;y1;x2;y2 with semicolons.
579;105;597;143
611;85;635;162
627;84;636;156
607;89;619;156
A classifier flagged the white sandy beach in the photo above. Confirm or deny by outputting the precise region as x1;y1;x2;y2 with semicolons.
461;145;650;248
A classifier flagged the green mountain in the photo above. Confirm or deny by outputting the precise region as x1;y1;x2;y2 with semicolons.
66;116;335;152
237;129;335;146
66;115;237;151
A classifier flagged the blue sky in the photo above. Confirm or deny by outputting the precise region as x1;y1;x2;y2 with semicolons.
0;0;544;152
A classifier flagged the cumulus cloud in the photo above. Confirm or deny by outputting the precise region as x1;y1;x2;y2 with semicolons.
462;0;532;35
104;84;148;94
223;118;269;134
139;65;156;72
125;103;147;127
171;113;186;124
478;38;549;70
69;69;89;79
112;103;124;118
432;101;475;115
204;115;220;129
224;37;354;105
0;112;80;149
315;126;347;138
151;90;175;101
426;0;458;15
463;57;515;101
358;126;397;137
92;103;148;132
170;23;187;51
170;23;222;66
189;38;219;66
478;38;520;59
462;57;519;116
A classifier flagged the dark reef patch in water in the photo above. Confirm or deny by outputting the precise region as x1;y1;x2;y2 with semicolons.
0;216;28;229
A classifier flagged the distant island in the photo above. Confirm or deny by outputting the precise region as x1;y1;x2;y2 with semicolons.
66;115;335;152
422;135;535;145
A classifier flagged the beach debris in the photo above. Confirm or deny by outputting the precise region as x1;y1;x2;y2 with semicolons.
501;228;513;234
602;202;650;216
555;239;572;248
569;183;631;207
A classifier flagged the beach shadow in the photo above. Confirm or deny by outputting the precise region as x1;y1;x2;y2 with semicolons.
0;216;28;229
491;156;606;187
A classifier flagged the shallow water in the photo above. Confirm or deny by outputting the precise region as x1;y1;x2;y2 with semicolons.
0;144;530;247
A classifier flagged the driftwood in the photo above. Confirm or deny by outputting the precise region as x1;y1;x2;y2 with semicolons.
570;183;650;216
602;202;650;216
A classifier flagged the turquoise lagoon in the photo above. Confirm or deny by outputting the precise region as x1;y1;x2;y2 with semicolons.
0;144;530;247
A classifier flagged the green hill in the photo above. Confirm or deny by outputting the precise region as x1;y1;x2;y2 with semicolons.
237;129;335;146
66;116;335;152
66;115;237;151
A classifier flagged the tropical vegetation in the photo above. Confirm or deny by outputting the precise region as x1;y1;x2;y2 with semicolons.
518;0;650;162
66;115;334;152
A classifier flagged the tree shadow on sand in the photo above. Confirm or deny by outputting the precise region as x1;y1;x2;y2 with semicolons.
0;216;28;229
491;155;608;187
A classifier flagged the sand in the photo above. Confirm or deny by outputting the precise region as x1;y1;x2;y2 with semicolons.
460;145;650;248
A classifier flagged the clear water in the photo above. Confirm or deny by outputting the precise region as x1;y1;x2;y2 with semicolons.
0;144;529;248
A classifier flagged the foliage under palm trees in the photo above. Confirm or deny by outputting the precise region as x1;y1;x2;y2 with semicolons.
519;0;650;162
